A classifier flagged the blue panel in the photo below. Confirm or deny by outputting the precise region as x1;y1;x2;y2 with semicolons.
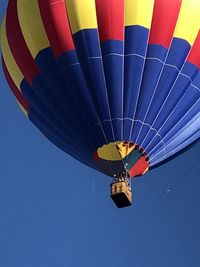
124;26;149;55
130;120;144;142
140;63;199;149
166;112;200;144
123;26;149;140
101;40;123;54
146;71;200;163
31;75;83;138
151;76;194;131
73;29;114;142
31;114;96;170
166;38;190;69
14;28;200;176
58;50;78;66
150;39;191;131
58;52;101;125
73;29;101;59
151;129;200;167
21;78;100;159
123;55;145;135
123;119;132;141
157;71;200;144
160;88;200;142
146;44;167;60
101;40;124;140
150;135;200;169
34;47;110;153
58;50;107;145
21;79;73;139
145;135;164;156
134;39;191;147
35;48;91;132
29;107;74;152
29;105;99;167
132;44;168;143
29;106;97;167
192;70;200;87
182;62;198;78
161;115;200;159
138;66;179;145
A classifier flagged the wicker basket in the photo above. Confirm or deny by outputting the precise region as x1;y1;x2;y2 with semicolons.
110;181;132;208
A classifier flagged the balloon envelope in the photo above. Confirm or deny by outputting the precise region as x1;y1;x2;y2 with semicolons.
1;0;200;178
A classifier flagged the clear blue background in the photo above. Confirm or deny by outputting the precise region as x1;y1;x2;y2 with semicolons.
0;1;200;266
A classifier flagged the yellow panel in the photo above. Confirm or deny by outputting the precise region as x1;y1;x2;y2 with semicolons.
17;0;49;59
97;141;135;161
125;0;155;28
174;0;200;45
65;0;97;33
16;100;28;117
116;142;135;159
0;16;23;89
98;142;121;161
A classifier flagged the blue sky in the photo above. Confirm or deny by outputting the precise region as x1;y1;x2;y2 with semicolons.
1;1;200;267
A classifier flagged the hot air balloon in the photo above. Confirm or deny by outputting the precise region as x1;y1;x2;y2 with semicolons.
1;0;200;208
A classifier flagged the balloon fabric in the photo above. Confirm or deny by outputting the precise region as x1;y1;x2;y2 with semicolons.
1;0;200;179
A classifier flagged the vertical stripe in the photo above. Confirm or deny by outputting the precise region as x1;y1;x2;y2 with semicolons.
149;0;181;48
123;0;154;140
2;57;29;114
65;0;97;33
95;0;124;41
174;0;200;45
125;0;154;28
6;0;39;85
95;0;124;139
187;31;200;69
123;26;149;140
38;0;75;58
17;0;50;58
0;16;23;89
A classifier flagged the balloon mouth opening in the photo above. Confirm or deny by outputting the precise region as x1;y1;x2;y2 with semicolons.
93;141;149;178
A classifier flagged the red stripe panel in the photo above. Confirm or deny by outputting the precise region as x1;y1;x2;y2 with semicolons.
39;0;75;58
6;0;39;85
187;31;200;69
129;157;149;177
95;0;124;42
149;0;181;48
2;57;30;112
